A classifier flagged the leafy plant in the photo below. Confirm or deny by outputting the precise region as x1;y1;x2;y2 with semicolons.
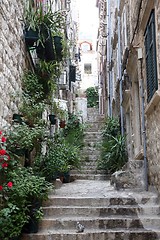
6;124;45;153
22;71;44;101
97;117;127;173
62;112;85;148
0;203;29;240
0;167;52;239
24;0;65;45
19;96;45;126
34;137;81;182
85;87;99;108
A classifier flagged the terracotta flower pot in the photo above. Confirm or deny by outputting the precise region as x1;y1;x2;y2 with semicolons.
59;120;66;128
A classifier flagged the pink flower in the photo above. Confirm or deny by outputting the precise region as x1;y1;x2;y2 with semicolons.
1;136;6;142
0;185;3;191
0;149;6;155
0;131;2;135
2;162;8;168
7;182;13;188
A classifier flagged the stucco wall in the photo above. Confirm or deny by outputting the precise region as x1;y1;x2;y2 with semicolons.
0;0;26;127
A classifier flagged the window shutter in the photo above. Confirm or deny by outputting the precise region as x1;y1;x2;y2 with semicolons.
145;10;158;102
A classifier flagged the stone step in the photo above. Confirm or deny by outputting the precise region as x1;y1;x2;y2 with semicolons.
84;132;102;139
42;205;160;218
45;196;158;207
82;155;99;161
82;148;100;155
37;216;160;231
22;228;160;240
86;123;104;132
71;170;106;175
71;174;108;181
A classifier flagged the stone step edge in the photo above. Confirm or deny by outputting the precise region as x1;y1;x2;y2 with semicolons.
22;228;160;235
43;205;160;209
41;216;160;221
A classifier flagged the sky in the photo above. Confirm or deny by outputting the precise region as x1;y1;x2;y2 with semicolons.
77;0;98;48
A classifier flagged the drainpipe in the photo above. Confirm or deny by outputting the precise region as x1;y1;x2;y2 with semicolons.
107;0;112;117
117;0;124;136
138;48;148;191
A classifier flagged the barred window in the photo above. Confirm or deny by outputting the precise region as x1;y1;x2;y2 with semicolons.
84;64;92;74
144;10;158;102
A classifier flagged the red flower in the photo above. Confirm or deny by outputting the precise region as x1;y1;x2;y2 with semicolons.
0;131;2;135
7;182;13;188
1;136;6;142
0;185;3;191
2;162;8;168
0;149;6;155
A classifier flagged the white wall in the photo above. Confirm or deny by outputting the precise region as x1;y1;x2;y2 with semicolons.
75;97;87;123
79;50;98;91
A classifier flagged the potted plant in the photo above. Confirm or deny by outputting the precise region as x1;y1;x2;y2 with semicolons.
49;114;57;125
33;137;81;183
48;100;61;125
58;109;67;128
24;1;66;61
12;113;23;124
59;120;66;128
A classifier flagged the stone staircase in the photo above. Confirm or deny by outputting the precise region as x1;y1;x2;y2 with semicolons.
22;180;160;240
70;107;108;180
21;108;160;240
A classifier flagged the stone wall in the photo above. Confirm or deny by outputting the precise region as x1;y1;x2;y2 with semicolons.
145;1;160;193
146;101;160;192
120;0;160;193
0;0;27;127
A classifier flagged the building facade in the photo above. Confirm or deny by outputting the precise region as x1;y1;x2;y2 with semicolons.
0;0;80;127
97;0;160;193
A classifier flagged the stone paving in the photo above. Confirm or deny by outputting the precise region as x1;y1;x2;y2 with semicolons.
53;179;158;200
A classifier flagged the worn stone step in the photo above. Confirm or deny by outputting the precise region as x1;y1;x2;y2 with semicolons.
86;123;104;132
45;196;157;207
42;205;160;218
84;132;102;140
71;170;106;175
71;174;108;180
82;155;99;161
71;169;97;174
82;148;100;155
21;228;160;240
37;216;160;231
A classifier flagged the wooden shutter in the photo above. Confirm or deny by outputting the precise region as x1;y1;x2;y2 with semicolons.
145;10;158;102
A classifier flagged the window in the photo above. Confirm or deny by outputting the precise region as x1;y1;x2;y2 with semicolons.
144;10;158;102
84;63;92;74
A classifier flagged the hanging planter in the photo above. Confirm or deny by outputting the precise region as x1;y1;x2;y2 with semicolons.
24;28;39;47
53;36;63;61
12;114;23;124
49;114;57;125
36;30;55;61
59;120;66;128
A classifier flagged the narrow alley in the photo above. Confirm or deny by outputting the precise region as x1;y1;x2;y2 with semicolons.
1;0;160;240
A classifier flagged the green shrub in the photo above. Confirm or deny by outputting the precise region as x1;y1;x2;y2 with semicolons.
97;117;127;173
85;87;99;108
34;138;81;182
62;112;85;148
